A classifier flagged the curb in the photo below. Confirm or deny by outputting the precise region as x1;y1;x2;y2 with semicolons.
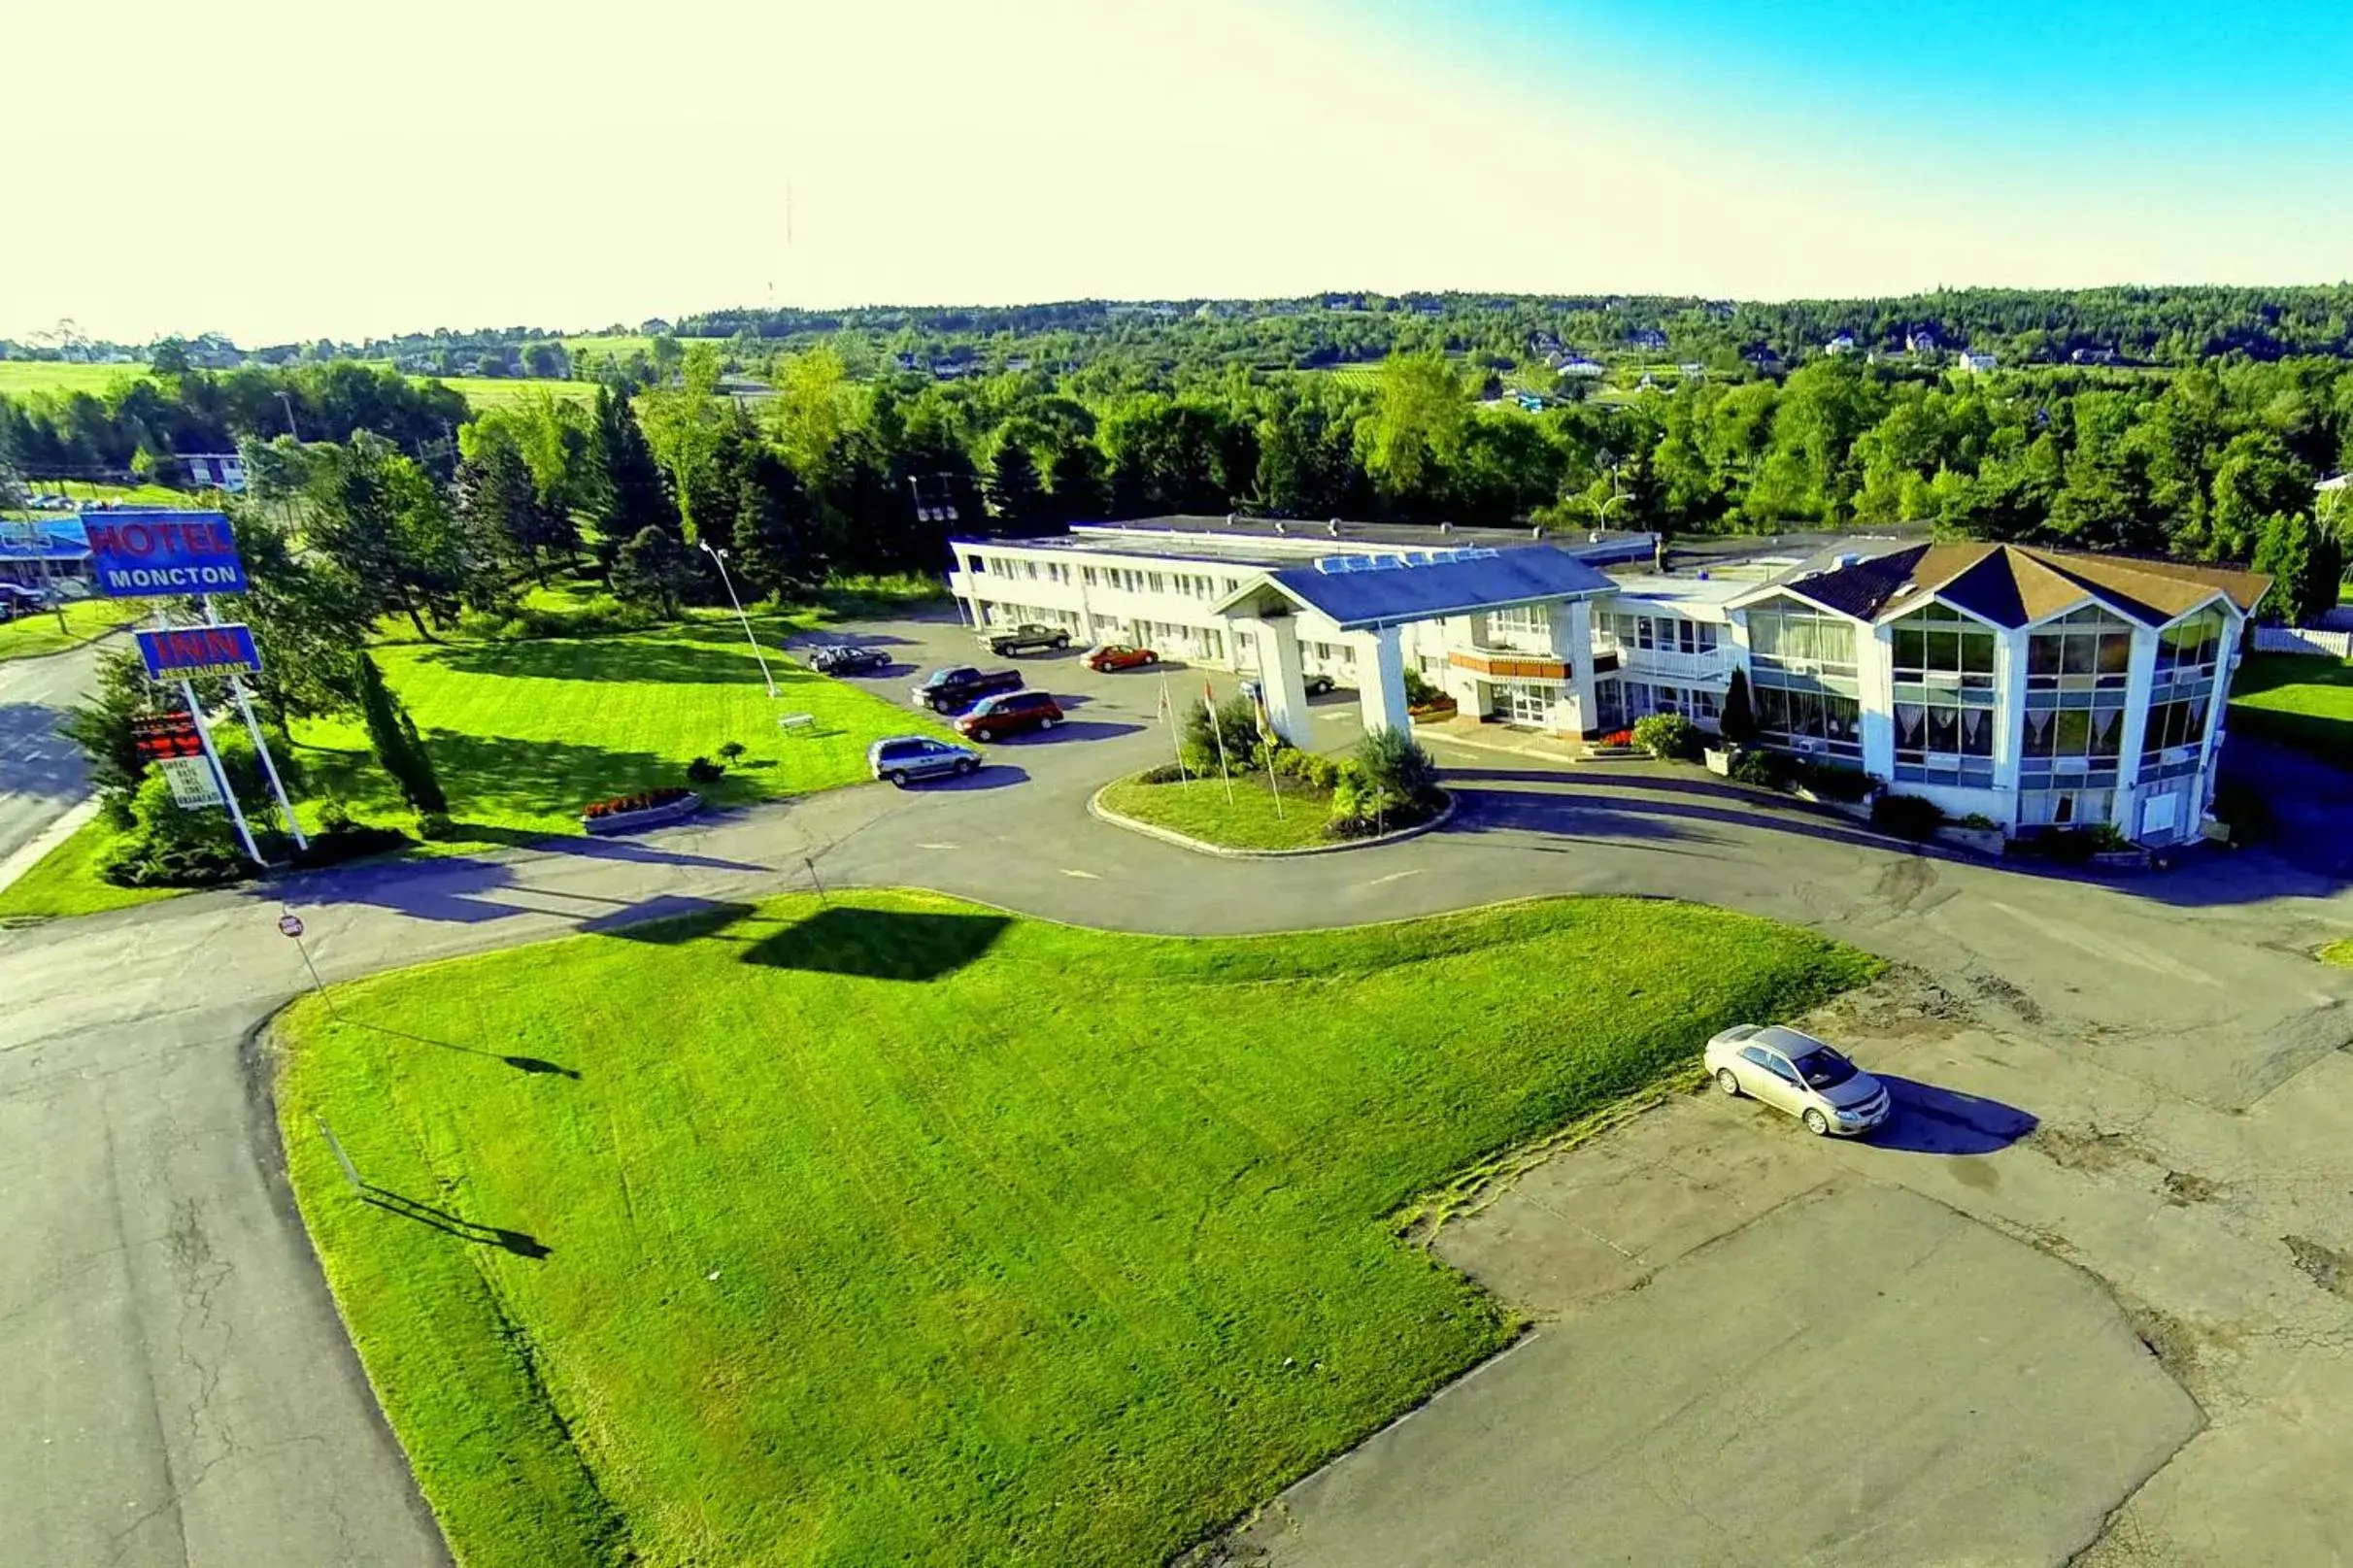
0;795;99;898
1088;781;1456;858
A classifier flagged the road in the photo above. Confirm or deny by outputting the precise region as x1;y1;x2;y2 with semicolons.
0;636;103;868
4;617;2352;1566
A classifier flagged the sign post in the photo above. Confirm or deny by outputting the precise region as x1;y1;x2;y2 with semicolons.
180;676;261;864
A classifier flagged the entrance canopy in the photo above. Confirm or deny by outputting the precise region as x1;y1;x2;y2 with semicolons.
1212;543;1615;629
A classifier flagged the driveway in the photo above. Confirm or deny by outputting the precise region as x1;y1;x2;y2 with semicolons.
0;636;105;870
4;629;2352;1567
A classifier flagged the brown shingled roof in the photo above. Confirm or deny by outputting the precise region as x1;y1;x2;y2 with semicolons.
1779;542;2268;628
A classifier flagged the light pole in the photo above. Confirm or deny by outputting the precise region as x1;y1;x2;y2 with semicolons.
276;390;300;442
700;542;778;697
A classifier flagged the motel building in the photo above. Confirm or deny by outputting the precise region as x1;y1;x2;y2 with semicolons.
947;517;2268;848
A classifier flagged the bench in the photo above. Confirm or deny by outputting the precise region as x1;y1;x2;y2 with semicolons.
778;713;818;736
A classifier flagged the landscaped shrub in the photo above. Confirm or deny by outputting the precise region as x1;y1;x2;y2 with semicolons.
1717;668;1758;747
1631;713;1700;762
582;786;695;820
717;741;747;765
1182;694;1262;776
1134;762;1189;784
1595;728;1636;750
1795;760;1872;802
290;821;413;870
99;773;252;889
1401;667;1442;707
1871;792;1944;840
1730;748;1793;789
1355;726;1441;805
687;755;727;784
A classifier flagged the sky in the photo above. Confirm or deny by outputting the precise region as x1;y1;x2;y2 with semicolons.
8;0;2350;346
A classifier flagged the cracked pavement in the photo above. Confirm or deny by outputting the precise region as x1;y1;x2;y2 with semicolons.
4;615;2352;1565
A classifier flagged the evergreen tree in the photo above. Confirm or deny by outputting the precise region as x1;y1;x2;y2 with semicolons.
1717;666;1757;746
1045;442;1111;522
593;384;680;541
2250;511;2314;625
612;525;697;618
987;440;1046;528
454;441;545;584
354;651;447;817
730;448;824;600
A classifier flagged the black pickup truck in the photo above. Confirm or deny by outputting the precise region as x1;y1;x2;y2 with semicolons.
981;622;1072;656
911;665;1026;713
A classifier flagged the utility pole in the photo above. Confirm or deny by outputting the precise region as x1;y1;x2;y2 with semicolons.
277;390;301;442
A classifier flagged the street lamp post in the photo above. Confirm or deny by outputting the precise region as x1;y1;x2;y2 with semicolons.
276;390;301;442
700;542;779;697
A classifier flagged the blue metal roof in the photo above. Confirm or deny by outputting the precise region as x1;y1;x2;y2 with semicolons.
1250;544;1616;631
0;517;91;562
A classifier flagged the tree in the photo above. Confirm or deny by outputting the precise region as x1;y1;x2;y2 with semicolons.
767;348;855;474
1718;667;1758;746
59;649;158;804
520;341;569;379
2251;511;2316;624
1044;442;1111;522
1362;351;1468;515
297;434;464;640
591;385;680;542
986;441;1045;528
353;651;447;817
638;343;729;537
453;438;548;585
729;448;824;600
229;501;373;727
612;525;698;619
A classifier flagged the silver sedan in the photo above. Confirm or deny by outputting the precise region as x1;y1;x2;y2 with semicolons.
1704;1024;1891;1137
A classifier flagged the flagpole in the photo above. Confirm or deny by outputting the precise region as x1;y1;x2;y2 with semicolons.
1204;684;1234;806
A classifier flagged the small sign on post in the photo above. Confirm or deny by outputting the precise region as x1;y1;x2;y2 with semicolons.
157;754;224;808
137;622;262;682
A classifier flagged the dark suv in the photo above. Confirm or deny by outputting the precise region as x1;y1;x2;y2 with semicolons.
956;690;1064;742
810;645;891;675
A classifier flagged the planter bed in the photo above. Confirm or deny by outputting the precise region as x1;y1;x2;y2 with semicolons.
581;790;703;835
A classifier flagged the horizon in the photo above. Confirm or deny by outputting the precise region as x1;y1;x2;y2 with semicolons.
16;0;2353;345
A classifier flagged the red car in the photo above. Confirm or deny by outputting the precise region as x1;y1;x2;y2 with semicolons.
1083;643;1160;672
956;689;1064;742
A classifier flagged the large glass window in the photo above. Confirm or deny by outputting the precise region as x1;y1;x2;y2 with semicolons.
1891;604;1997;690
1755;685;1863;758
1747;606;1858;675
2022;705;2125;763
2141;695;2211;759
2028;607;2134;692
2156;608;2225;679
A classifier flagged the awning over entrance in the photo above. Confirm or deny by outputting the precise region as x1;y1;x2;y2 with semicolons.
1212;544;1615;629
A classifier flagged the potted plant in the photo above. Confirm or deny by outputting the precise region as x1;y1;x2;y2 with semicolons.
580;785;703;835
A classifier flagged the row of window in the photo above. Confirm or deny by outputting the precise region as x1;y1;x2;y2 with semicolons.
1603;612;1722;656
1755;686;1863;757
963;552;1243;603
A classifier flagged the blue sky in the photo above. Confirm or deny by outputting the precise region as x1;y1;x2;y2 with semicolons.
9;0;2349;344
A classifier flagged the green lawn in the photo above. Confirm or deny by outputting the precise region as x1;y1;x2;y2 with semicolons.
424;375;596;411
0;818;177;921
0;361;150;397
2228;651;2353;769
2320;938;2353;968
0;610;941;919
287;617;943;846
1099;770;1338;850
277;890;1876;1568
0;597;129;662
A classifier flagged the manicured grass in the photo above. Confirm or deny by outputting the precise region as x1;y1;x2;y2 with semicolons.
291;617;949;847
0;597;129;662
2228;652;2353;769
0;361;150;397
1099;769;1338;850
277;890;1876;1568
2320;938;2353;968
425;375;597;411
0;818;176;921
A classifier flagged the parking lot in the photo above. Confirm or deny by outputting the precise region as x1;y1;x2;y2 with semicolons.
787;612;1372;796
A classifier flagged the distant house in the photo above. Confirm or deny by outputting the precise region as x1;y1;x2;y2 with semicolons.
1553;354;1607;379
2319;474;2348;495
1824;332;1857;355
2070;346;2119;365
1627;327;1669;351
1957;350;2000;374
1677;361;1707;378
1528;331;1563;355
639;317;672;335
892;351;924;372
1005;356;1034;373
1905;328;1940;354
180;452;247;493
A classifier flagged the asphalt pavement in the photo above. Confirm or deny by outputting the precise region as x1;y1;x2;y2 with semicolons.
0;636;105;868
5;615;2353;1566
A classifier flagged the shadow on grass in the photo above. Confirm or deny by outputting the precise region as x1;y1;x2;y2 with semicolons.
414;631;831;686
353;1020;583;1079
741;904;1010;981
363;1186;552;1258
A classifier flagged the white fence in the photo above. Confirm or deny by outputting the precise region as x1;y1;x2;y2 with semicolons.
2253;625;2353;659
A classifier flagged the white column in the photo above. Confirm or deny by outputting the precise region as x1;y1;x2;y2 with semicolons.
1556;599;1595;735
2111;624;2158;828
1439;616;1481;710
1356;624;1413;738
1240;615;1312;748
1858;622;1898;782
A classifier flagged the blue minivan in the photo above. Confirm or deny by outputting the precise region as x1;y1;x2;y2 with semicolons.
867;735;983;786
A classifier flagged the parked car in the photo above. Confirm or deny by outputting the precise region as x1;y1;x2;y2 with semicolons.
1704;1025;1891;1137
911;666;1025;713
0;584;45;621
957;689;1063;742
867;735;982;786
1304;673;1339;696
1082;643;1159;672
981;622;1072;656
809;645;891;675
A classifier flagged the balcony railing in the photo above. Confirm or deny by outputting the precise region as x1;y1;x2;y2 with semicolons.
1593;635;1732;683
